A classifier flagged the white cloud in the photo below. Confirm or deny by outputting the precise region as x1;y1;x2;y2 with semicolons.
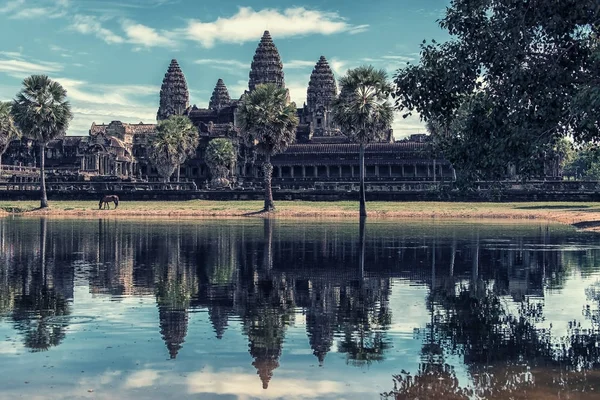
71;14;125;44
182;6;368;48
0;58;63;74
121;19;176;48
0;0;24;13
194;58;248;74
6;0;68;19
285;60;316;70
42;78;159;135
392;111;426;139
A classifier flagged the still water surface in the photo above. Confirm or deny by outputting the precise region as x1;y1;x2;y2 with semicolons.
1;217;600;399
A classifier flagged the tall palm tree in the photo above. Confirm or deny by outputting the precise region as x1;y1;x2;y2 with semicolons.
237;84;298;211
0;101;21;174
332;66;394;218
148;115;198;183
11;75;72;208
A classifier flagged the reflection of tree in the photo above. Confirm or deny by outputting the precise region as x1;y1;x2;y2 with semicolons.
382;363;471;400
337;220;392;366
11;219;70;352
241;219;294;389
385;232;600;399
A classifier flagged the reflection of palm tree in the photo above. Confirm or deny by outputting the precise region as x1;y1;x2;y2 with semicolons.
336;220;393;366
12;218;70;352
241;219;294;389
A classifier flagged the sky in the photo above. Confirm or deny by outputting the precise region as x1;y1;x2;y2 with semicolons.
0;0;451;138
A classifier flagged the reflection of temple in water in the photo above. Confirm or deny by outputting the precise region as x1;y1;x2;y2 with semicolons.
2;218;600;388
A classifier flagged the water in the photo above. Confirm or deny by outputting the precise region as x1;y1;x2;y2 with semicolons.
1;217;600;399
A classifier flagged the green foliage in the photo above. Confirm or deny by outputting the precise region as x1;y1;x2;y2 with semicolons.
11;75;73;207
332;66;394;144
237;83;299;211
562;144;600;180
394;0;600;181
332;65;394;216
205;138;237;186
11;75;72;144
0;101;21;162
237;84;298;156
148;115;198;181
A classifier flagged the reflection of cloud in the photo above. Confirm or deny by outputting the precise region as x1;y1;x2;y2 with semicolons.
0;340;23;354
124;369;160;389
78;370;123;387
186;370;347;399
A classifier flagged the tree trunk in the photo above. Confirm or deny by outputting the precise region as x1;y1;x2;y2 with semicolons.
39;143;48;209
177;165;180;183
359;143;367;218
359;216;366;280
263;153;275;212
0;153;3;173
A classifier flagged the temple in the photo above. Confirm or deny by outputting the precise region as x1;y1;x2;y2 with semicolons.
2;30;454;187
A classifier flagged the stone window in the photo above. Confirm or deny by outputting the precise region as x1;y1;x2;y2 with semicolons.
317;118;322;127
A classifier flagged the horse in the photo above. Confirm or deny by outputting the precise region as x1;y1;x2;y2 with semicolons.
99;195;119;210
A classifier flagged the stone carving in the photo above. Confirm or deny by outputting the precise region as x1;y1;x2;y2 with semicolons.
157;59;189;121
209;79;231;111
248;31;285;91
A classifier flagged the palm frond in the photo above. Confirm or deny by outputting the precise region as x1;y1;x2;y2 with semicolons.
11;75;73;144
237;84;299;156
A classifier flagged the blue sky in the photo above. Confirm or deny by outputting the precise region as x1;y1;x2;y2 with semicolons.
0;0;450;137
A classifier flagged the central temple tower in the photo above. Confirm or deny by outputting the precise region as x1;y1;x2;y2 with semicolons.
248;31;285;91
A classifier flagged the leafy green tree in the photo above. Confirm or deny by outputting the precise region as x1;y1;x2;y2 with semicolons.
0;101;21;173
237;83;298;212
148;115;198;183
332;66;394;217
394;0;600;182
11;75;73;208
204;138;237;187
563;144;600;180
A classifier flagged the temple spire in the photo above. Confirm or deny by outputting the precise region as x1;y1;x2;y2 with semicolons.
157;59;189;121
248;31;285;91
209;79;231;111
306;55;338;136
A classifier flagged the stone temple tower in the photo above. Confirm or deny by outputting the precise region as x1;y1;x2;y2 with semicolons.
306;56;338;136
248;31;285;91
157;59;189;121
209;79;231;111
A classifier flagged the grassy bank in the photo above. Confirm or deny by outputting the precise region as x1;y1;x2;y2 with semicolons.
1;200;600;229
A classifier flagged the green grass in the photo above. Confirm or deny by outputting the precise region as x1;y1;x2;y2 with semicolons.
1;200;599;215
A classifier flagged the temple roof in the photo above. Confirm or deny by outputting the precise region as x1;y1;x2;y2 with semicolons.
249;31;285;91
90;122;156;136
209;79;231;111
307;56;337;111
283;142;427;154
157;59;189;121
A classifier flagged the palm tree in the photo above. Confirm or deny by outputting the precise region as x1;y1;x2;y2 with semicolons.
332;66;394;218
148;115;198;183
237;84;298;211
0;101;21;174
11;75;72;208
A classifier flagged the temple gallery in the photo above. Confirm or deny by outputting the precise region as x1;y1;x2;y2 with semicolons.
3;31;454;189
